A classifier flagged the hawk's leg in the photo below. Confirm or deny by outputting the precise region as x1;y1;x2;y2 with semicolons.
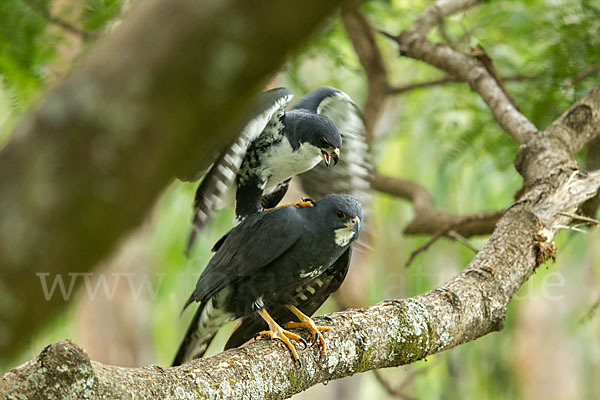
257;308;307;366
267;198;316;210
284;305;331;359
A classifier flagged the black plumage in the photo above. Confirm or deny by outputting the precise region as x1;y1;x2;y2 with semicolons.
295;87;371;206
173;194;363;366
186;88;343;253
186;86;371;254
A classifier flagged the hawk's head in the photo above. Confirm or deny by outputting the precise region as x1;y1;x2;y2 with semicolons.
291;113;341;167
313;194;363;247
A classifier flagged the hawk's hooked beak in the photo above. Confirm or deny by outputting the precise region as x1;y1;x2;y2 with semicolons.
321;148;340;168
344;216;360;233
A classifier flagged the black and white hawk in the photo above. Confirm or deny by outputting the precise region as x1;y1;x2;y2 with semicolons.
186;86;370;253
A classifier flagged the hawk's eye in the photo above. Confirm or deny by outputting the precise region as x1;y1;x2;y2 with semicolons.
319;137;329;147
336;210;345;219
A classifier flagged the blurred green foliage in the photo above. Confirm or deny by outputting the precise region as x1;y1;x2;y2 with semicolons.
1;0;599;399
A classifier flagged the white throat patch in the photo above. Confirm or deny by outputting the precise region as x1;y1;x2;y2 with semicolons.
334;227;356;247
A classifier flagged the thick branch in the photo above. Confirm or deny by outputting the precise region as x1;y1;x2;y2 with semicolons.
0;0;345;360
582;136;600;217
4;167;600;398
370;172;501;236
516;85;600;184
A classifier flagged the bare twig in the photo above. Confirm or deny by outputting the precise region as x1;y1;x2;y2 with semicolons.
372;370;418;400
410;0;485;37
386;74;534;95
556;212;599;225
373;356;442;399
405;212;502;268
579;295;600;325
447;230;480;253
565;63;600;88
470;44;520;110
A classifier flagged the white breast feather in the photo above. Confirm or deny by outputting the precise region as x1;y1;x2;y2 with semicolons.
334;227;355;247
262;140;322;191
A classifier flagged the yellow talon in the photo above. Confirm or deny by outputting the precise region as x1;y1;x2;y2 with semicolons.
257;308;306;366
284;305;330;358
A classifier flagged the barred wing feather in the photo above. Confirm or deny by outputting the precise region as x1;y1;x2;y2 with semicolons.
186;88;293;253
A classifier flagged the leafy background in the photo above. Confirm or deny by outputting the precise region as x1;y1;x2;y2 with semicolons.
1;0;599;398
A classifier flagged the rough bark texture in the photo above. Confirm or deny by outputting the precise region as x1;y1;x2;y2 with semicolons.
0;0;345;360
3;0;600;398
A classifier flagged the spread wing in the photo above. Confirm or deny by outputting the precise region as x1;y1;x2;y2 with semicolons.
294;87;371;207
224;247;352;350
186;88;294;253
184;207;304;309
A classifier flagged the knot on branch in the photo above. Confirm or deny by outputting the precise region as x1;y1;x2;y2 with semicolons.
565;104;593;132
533;233;556;268
35;340;95;399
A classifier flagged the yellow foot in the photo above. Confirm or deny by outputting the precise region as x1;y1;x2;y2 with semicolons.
268;198;315;210
257;308;307;367
285;305;331;361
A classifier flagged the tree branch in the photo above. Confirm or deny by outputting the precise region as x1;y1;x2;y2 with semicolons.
370;172;502;237
386;74;534;95
378;0;538;143
3;167;600;398
342;7;388;142
582;136;600;217
0;0;346;361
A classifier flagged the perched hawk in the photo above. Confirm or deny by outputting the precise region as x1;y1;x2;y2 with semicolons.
186;87;369;253
173;194;363;366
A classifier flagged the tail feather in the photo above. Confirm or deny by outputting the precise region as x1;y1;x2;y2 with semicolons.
173;302;211;366
172;298;234;366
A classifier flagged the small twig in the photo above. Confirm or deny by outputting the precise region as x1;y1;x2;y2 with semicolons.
470;44;519;110
446;230;479;253
386;74;533;95
565;63;600;88
373;26;399;42
555;224;587;234
21;0;91;39
405;213;502;268
372;370;418;400
373;356;442;398
557;212;600;225
578;295;600;325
